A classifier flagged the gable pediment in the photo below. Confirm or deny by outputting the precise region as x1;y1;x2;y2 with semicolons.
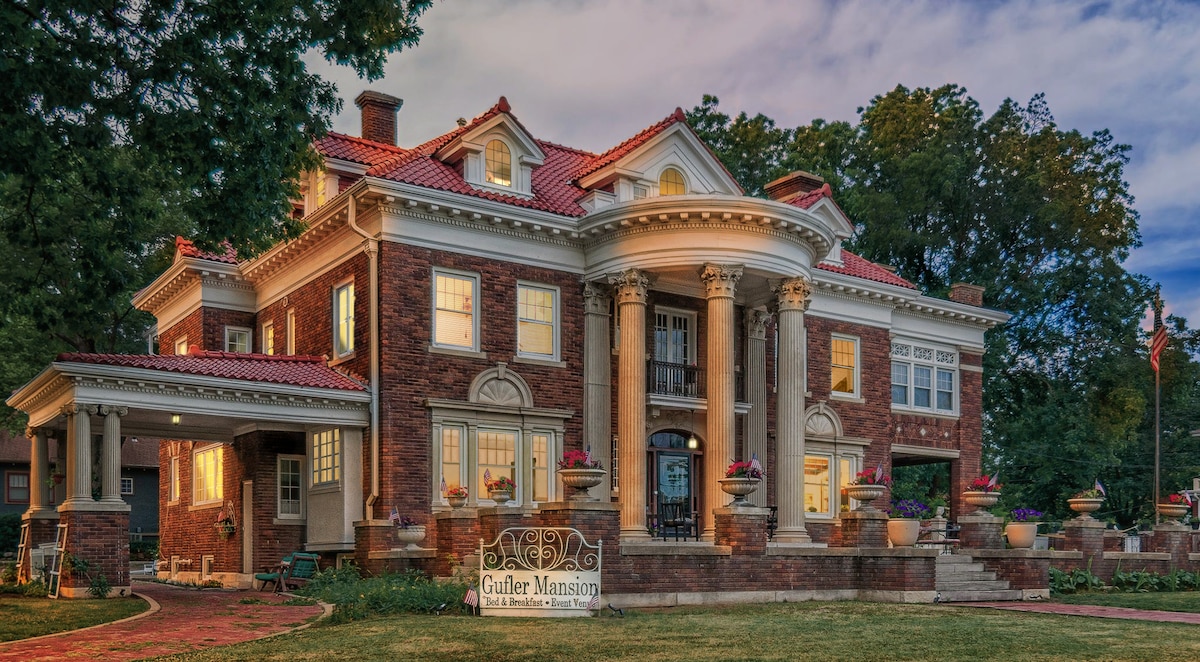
578;122;741;196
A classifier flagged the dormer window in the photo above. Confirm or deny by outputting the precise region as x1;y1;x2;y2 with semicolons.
485;140;512;187
659;167;685;196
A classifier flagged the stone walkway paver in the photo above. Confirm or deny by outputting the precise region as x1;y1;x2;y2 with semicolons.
956;601;1200;624
0;580;328;660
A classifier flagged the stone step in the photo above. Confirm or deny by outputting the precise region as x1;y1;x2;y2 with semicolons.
936;579;1011;591
935;554;976;564
936;563;988;575
936;571;998;583
937;589;1025;603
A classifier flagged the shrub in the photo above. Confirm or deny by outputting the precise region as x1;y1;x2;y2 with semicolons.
0;514;20;556
1049;566;1105;594
297;566;470;623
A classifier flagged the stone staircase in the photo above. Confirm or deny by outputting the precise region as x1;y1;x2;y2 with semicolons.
935;553;1024;602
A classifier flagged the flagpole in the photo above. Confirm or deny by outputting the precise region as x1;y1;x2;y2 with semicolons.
1155;364;1161;525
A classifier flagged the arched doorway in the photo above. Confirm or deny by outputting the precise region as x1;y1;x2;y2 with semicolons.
647;430;702;525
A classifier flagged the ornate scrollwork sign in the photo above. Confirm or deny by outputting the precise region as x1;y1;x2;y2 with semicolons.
478;527;603;617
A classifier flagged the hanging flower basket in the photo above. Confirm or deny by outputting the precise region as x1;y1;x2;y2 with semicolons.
215;522;236;539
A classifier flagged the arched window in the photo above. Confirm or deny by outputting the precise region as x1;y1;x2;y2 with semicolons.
658;167;685;196
485;139;512;187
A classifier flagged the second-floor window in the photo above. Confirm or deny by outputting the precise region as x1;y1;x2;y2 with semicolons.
225;327;250;353
830;335;859;398
262;322;275;355
433;270;478;351
654;308;694;365
891;341;957;414
517;283;558;360
333;282;354;357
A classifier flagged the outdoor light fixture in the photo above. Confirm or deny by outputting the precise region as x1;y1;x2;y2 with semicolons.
171;413;181;426
687;410;698;449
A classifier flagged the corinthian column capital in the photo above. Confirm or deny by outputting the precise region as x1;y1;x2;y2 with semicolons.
745;308;772;340
582;281;611;315
773;277;813;312
700;264;743;299
607;268;650;305
24;426;39;440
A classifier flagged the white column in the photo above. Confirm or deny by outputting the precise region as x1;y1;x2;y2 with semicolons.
701;264;742;539
62;404;97;507
26;426;51;514
609;268;650;540
772;277;812;544
743;309;771;507
100;406;128;504
582;282;613;499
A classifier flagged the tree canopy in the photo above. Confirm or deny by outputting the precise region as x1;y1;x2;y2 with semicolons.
690;87;1199;524
0;0;430;429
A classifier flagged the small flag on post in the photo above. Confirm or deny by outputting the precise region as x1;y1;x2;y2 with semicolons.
1184;491;1194;506
750;453;764;476
987;473;999;489
874;463;883;483
588;594;600;610
484;468;492;484
1094;480;1106;496
388;507;400;525
440;475;448;494
463;584;479;609
585;445;592;465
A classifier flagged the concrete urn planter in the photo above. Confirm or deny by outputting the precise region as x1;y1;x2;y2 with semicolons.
1067;497;1105;519
446;495;468;509
1156;503;1189;520
395;525;426;550
1005;522;1038;548
887;519;921;547
845;484;887;510
718;477;760;506
489;490;512;505
559;468;606;501
962;491;1001;510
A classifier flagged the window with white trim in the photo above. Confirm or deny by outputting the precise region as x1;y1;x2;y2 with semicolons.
803;452;858;518
6;472;29;504
286;308;296;355
169;456;180;503
659;167;685;196
278;455;304;518
830;335;859;397
192;444;224;505
120;477;133;495
891;341;957;414
433;270;479;350
485;139;512;187
312;428;341;486
435;424;558;506
174;336;189;356
517;283;559;360
225;327;251;353
333;282;355;357
262;321;275;355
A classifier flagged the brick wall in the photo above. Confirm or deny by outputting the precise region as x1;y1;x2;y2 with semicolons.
58;510;129;596
158;307;257;353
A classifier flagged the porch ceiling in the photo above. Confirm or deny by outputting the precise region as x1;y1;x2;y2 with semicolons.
9;360;370;443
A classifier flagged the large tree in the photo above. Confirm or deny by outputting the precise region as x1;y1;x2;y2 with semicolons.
0;0;430;429
691;87;1199;524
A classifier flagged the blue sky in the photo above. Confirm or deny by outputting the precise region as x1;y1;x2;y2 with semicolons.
310;0;1199;328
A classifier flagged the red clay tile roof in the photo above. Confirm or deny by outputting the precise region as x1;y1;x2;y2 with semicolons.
816;250;917;289
315;132;408;165
781;183;834;210
176;237;238;264
573;108;688;180
55;351;367;391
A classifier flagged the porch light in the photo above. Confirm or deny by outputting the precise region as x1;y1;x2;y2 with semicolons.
171;413;181;426
687;409;698;449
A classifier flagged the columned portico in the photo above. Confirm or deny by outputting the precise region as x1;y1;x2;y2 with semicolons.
743;309;771;507
26;426;53;516
772;277;813;544
62;404;97;506
610;268;651;540
100;406;128;504
701;263;742;539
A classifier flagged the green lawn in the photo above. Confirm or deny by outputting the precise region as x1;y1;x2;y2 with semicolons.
1055;591;1200;613
0;594;148;641
147;601;1200;661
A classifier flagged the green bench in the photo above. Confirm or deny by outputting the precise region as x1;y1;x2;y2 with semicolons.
255;552;320;593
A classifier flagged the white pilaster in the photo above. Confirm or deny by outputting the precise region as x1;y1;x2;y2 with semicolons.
609;268;650;541
743;309;771;507
582;282;613;499
772;277;812;544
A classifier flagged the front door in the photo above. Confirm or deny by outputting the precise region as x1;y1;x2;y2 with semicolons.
657;453;691;507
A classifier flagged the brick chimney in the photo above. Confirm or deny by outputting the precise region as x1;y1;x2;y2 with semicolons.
948;283;985;307
764;170;825;202
354;91;403;145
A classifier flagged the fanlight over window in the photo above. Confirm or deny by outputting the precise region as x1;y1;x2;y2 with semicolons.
485;140;512;187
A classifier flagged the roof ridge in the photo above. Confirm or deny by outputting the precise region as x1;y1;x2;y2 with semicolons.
573;109;686;180
55;351;329;364
536;138;597;158
323;131;408;154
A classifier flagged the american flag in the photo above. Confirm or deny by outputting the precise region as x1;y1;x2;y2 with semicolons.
1151;326;1168;373
1184;491;1194;506
388;507;400;525
1094;479;1106;496
750;453;764;475
587;594;599;610
987;473;999;489
484;468;492;484
584;445;592;465
873;463;883;483
463;584;479;608
440;475;447;494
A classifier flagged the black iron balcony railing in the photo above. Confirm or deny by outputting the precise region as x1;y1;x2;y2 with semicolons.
646;361;746;401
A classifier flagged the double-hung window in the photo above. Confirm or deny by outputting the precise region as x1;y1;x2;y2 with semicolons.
225;327;251;353
175;337;189;356
436;424;557;506
333;282;355;358
278;455;304;518
120;477;133;495
168;456;180;503
517;283;559;360
891;341;957;414
261;321;275;355
433;270;479;351
312;429;341;486
193;445;224;505
830;335;859;398
6;472;29;504
803;453;858;518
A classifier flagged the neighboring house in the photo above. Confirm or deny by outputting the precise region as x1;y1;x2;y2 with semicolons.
0;430;159;538
8;91;1006;598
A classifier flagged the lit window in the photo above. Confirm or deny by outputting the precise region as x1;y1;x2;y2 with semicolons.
477;430;516;498
6;472;29;504
193;445;224;505
891;341;957;414
517;284;558;360
262;322;275;355
278;456;303;518
485;140;512;187
120;477;133;495
333;283;355;357
531;432;550;503
830;336;859;397
433;270;478;350
440;425;463;502
225;327;250;353
312;429;341;486
175;337;189;356
804;453;858;517
314;170;327;208
436;424;557;506
286;309;296;355
659;167;685;196
169;456;180;503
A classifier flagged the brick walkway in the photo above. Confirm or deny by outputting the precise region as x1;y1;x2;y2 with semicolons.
0;580;328;661
956;601;1200;624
